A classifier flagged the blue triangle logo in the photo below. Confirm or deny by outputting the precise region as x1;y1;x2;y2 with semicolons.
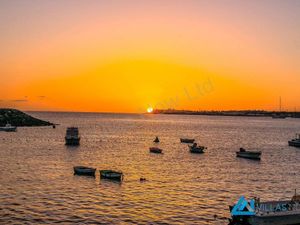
231;196;255;216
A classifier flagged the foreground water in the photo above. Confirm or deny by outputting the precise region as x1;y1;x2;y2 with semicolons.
1;112;300;225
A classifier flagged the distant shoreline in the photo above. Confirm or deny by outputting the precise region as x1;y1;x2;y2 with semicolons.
152;109;300;118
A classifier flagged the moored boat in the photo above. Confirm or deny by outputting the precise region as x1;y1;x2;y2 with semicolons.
73;166;96;176
100;170;123;181
65;127;80;146
228;192;300;225
272;97;286;119
189;143;206;154
288;134;300;148
149;147;163;154
153;136;160;143
272;113;287;119
180;138;195;143
236;148;261;160
0;123;17;132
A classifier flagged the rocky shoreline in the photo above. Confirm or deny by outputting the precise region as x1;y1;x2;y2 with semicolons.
0;109;53;127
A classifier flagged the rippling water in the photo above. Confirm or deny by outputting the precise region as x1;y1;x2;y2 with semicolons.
1;112;300;224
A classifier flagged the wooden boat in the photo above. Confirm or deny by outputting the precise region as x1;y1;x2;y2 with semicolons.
0;123;17;132
73;166;96;176
288;134;300;148
229;192;300;225
189;144;206;154
65;127;80;146
153;136;160;143
100;170;123;181
236;148;261;160
180;138;195;143
149;147;163;154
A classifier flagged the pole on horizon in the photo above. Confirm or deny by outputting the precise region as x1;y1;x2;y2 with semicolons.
279;96;282;112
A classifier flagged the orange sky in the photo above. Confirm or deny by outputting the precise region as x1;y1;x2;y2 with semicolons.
1;1;299;113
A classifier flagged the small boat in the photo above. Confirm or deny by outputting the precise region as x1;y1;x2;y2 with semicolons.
229;191;300;225
100;170;123;181
149;147;163;154
180;138;195;143
272;113;286;119
236;148;261;160
73;166;96;176
189;143;206;154
153;136;160;143
140;177;147;182
65;127;80;146
288;134;300;148
0;123;17;132
272;97;286;119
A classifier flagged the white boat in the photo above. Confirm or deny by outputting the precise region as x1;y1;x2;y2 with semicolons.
236;148;261;160
289;134;300;148
229;192;300;225
0;123;17;132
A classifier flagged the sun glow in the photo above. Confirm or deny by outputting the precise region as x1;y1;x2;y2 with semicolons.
147;107;153;113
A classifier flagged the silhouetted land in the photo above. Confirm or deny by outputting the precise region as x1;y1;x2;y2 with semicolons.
153;109;300;118
0;108;53;126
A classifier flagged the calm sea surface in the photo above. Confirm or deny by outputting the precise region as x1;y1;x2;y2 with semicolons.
1;112;300;225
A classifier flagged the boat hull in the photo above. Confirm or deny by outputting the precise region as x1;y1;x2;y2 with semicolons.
100;170;123;181
248;214;300;225
236;152;261;160
289;141;300;148
180;138;195;143
189;146;205;154
65;137;80;146
149;147;163;154
0;127;17;132
74;166;96;176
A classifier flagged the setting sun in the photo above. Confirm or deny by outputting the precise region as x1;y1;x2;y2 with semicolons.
147;107;153;113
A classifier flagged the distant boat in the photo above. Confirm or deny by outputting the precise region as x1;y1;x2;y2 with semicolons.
153;136;160;143
100;170;123;181
229;191;300;225
189;143;206;154
149;147;163;154
236;148;261;160
0;123;17;132
272;97;286;119
272;114;286;119
180;138;195;143
65;127;80;146
288;134;300;148
73;166;96;176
